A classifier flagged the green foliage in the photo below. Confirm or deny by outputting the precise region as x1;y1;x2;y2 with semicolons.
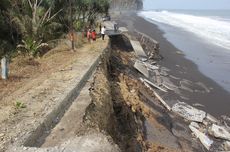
0;0;110;58
17;38;48;57
15;101;26;109
74;20;84;32
0;0;17;58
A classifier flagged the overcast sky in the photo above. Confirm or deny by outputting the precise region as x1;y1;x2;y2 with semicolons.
143;0;230;10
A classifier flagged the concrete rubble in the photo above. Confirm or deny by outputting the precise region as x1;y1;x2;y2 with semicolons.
209;124;230;141
134;61;149;78
189;125;213;150
140;77;167;92
132;29;230;151
172;102;206;123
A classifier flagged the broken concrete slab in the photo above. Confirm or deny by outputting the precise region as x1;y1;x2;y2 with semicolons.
140;79;171;111
119;27;128;32
209;124;230;141
140;78;167;92
189;125;213;150
143;62;159;71
130;40;147;58
134;61;149;78
172;102;206;122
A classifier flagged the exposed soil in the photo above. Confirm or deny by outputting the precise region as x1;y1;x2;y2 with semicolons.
84;35;205;152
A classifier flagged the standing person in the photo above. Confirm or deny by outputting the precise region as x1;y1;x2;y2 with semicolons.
99;24;102;33
114;23;118;32
101;26;106;40
87;29;91;43
91;30;96;41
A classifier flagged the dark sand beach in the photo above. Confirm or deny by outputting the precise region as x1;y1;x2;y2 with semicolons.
116;13;230;118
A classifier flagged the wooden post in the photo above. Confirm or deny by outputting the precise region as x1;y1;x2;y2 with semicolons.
1;56;8;79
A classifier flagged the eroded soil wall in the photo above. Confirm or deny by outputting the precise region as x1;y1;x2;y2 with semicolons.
84;36;147;152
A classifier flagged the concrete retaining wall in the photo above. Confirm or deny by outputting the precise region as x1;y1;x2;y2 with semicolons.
134;30;160;60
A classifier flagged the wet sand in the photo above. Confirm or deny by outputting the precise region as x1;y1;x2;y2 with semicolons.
116;13;230;118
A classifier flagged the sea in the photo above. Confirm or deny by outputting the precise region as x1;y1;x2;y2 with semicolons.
138;10;230;92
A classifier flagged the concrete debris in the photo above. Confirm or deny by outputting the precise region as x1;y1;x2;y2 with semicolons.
140;79;171;111
130;40;147;58
193;103;205;108
153;91;171;111
223;141;230;151
206;114;219;124
119;27;128;32
140;78;167;92
209;124;230;141
162;83;173;91
139;57;148;62
189;125;213;150
172;102;206;123
134;61;149;78
190;122;200;129
143;62;159;71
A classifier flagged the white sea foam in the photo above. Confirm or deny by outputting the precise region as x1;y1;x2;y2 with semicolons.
139;11;230;50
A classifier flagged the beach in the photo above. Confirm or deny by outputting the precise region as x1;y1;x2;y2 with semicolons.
116;12;230;118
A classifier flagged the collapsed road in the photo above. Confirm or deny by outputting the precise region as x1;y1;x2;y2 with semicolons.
5;24;230;152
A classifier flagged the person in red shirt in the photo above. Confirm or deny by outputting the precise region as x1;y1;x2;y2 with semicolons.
87;29;91;43
91;30;96;41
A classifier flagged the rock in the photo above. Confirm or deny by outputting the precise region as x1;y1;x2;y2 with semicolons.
172;102;206;122
189;125;213;150
209;124;230;141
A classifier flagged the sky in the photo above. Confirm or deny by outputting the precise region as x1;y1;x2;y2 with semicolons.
143;0;230;10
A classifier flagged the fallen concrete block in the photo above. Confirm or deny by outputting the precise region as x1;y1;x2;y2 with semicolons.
172;102;206;122
209;124;230;141
189;125;213;150
130;40;147;58
134;61;149;78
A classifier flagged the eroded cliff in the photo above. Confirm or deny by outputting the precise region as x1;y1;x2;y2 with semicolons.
110;0;143;10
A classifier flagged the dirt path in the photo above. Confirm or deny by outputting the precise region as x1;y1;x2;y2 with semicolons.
0;38;108;151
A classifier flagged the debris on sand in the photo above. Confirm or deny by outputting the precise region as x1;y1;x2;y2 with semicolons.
140;78;167;93
189;125;213;150
209;124;230;141
172;102;206;123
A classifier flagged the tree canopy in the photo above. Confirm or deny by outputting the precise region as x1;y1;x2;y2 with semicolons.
0;0;110;58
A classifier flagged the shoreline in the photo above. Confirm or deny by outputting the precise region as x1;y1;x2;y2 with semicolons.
116;12;230;118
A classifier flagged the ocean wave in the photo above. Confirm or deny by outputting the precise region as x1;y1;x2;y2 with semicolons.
138;11;230;50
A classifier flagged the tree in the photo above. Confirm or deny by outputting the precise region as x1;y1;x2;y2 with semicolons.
12;0;62;56
0;0;17;58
